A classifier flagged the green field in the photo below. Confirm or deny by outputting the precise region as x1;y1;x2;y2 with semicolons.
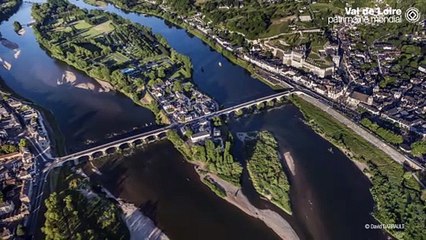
78;20;115;38
73;20;91;30
103;52;130;65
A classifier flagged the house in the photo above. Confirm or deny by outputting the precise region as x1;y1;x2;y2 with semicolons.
346;91;373;106
190;131;210;143
213;128;221;137
0;202;15;216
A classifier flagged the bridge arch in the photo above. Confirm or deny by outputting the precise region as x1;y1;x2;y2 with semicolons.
145;135;157;143
158;132;167;139
119;143;131;150
92;151;105;159
106;147;117;154
78;155;90;162
133;139;144;146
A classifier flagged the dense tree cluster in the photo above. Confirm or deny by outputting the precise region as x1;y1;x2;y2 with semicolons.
199;0;305;39
0;0;22;22
411;141;426;158
192;140;242;185
369;163;426;240
167;130;242;186
42;170;129;240
360;118;403;145
0;144;18;155
166;0;193;13
32;0;191;117
246;131;291;213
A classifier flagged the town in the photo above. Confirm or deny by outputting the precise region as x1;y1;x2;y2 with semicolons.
0;92;51;239
146;0;426;165
0;0;425;239
31;1;218;125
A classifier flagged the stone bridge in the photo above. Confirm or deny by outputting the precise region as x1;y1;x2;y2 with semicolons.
213;90;293;116
56;90;294;163
56;126;173;162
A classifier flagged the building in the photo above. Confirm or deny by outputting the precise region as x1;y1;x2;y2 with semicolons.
190;131;211;143
282;51;335;78
0;202;15;216
346;91;373;106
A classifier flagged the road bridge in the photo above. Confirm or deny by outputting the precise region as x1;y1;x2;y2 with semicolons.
56;90;294;163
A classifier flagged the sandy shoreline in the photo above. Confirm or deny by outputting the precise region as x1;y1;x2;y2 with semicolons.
283;152;296;176
196;167;299;240
86;165;168;240
120;202;168;240
61;70;113;92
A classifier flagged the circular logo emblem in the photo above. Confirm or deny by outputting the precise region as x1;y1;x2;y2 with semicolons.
405;7;421;23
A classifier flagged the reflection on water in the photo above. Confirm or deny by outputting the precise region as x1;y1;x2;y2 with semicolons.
0;38;19;49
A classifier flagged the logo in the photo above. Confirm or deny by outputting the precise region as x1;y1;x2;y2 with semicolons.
405;7;421;23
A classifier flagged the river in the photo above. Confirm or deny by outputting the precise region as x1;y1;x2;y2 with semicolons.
0;1;387;240
0;0;273;153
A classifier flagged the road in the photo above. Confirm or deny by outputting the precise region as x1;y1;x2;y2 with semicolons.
264;68;424;171
297;93;424;170
26;138;55;238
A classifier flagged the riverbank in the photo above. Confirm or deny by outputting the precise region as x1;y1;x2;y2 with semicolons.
0;0;22;23
196;166;299;240
289;94;425;239
283;152;295;176
91;0;282;91
0;76;66;156
85;163;169;240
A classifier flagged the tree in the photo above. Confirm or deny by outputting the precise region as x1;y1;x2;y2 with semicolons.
19;138;28;148
16;224;25;237
172;80;183;92
13;21;22;32
0;144;18;154
411;141;426;157
247;131;292;213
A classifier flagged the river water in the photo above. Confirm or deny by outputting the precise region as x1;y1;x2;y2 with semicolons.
0;1;387;240
0;0;273;152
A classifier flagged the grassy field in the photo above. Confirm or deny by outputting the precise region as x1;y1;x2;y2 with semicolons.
79;20;114;38
73;20;91;30
103;52;130;65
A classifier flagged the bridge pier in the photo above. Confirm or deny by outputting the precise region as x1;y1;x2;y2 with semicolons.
54;91;293;164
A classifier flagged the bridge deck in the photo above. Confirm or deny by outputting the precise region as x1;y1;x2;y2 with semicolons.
57;90;293;161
